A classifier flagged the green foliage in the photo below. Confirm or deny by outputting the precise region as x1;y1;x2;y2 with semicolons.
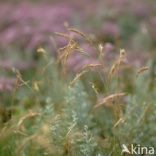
0;41;156;156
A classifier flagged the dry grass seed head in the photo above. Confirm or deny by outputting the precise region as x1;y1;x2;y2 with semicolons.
109;62;119;78
56;41;77;68
62;42;78;72
81;64;102;70
37;42;46;55
68;28;93;44
109;49;126;78
89;82;99;96
94;93;126;108
136;66;149;77
17;112;42;128
37;47;46;55
119;48;126;59
74;47;89;55
13;69;31;89
113;117;125;128
55;32;71;40
70;70;89;86
98;44;104;57
32;81;39;91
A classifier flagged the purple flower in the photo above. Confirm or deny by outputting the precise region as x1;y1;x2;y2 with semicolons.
100;21;120;38
103;43;114;54
0;77;17;92
0;60;36;71
0;2;73;50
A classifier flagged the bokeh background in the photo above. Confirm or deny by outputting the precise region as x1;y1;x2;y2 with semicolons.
0;0;155;77
0;0;156;109
0;1;156;155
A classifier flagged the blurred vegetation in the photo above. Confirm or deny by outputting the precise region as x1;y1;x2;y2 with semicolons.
0;0;156;155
